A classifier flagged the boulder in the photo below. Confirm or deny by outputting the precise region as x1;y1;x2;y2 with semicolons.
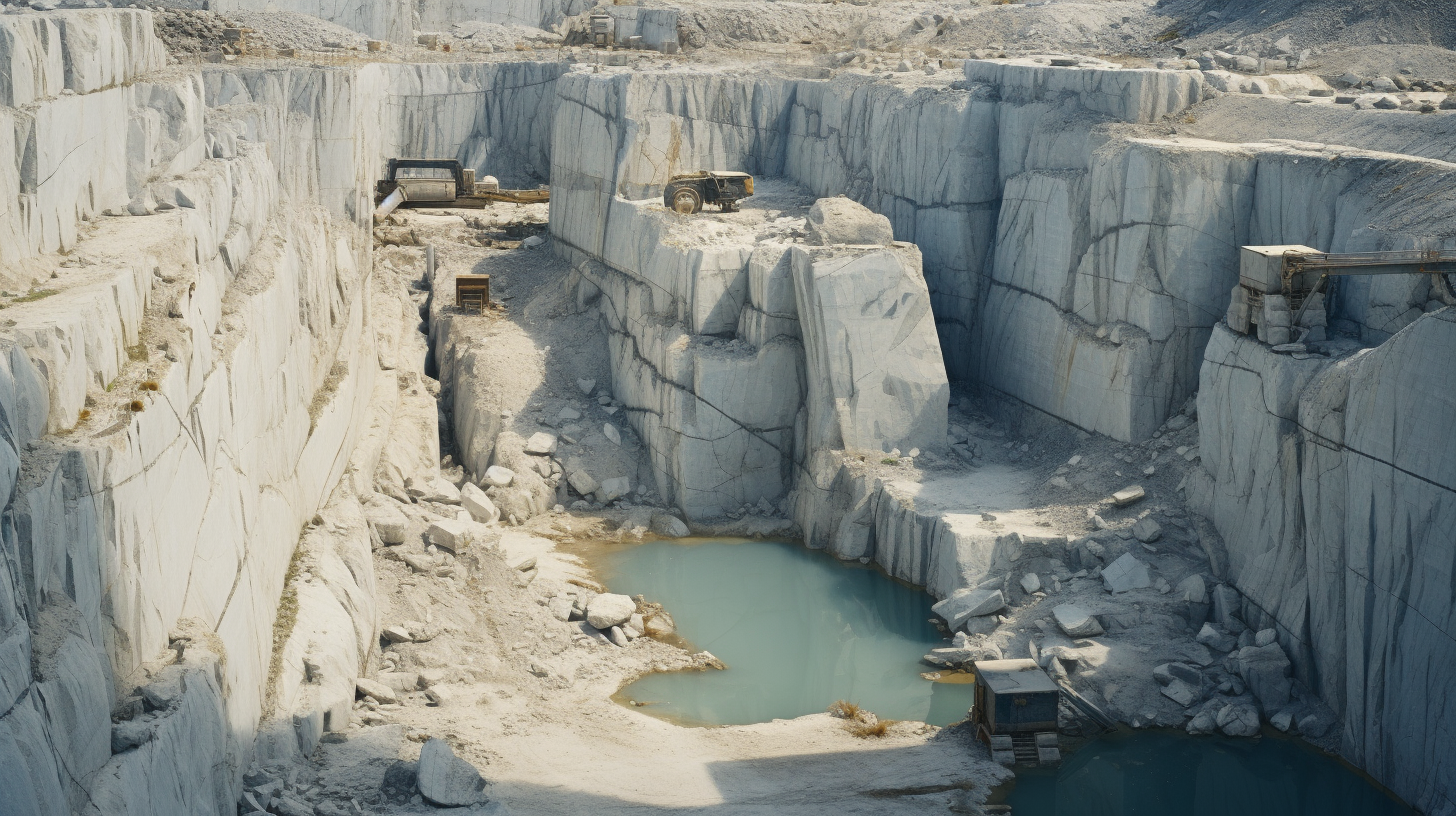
1052;603;1104;637
1131;517;1162;543
1270;710;1295;732
1101;553;1152;592
1020;573;1041;593
585;593;636;629
547;597;574;621
523;432;557;455
355;678;398;705
381;625;412;643
460;482;499;524
651;513;690;537
644;612;676;637
1161;679;1200;708
1254;628;1277;647
1153;662;1201;686
425;520;473;553
596;476;631;503
576;378;596;394
1216;703;1260;737
1233;642;1292;709
417;738;488;807
567;470;599;497
1211;584;1242;628
365;503;409;545
1196;623;1237;652
110;720;153;753
608;625;629;647
484;466;515;487
603;423;621;446
931;588;1006;629
805;196;894;246
1187;706;1217;735
1176;574;1207;603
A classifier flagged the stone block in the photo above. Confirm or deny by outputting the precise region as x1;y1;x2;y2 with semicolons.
1101;553;1152;592
425;520;473;553
417;738;487;807
1052;603;1104;637
524;432;557;454
1111;485;1145;506
805;196;894;246
932;589;1006;629
459;482;499;524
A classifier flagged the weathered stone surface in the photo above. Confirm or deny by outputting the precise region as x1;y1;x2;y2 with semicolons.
460;482;500;524
596;476;631;504
805;196;894;246
650;513;690;538
1216;703;1260;737
585;594;636;629
1233;642;1293;709
1101;553;1152;592
932;589;1006;629
1196;623;1237;653
1131;517;1162;543
365;502;410;545
523;432;558;455
425;520;473;553
417;738;487;807
1052;603;1104;637
1161;679;1200;708
483;466;515;487
355;678;397;705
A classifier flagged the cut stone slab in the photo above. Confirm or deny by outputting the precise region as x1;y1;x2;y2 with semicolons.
1101;552;1152;592
460;482;499;524
1052;603;1104;637
355;678;398;705
585;593;636;629
1111;485;1146;507
524;432;558;455
1131;517;1162;543
425;520;473;553
381;625;412;644
417;738;488;807
932;589;1006;629
484;466;515;487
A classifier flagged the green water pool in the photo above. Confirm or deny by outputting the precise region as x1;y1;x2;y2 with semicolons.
599;537;976;727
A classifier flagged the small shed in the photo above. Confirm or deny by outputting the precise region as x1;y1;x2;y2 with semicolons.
972;659;1060;735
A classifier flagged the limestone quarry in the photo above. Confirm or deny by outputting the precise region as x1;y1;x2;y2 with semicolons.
0;0;1452;814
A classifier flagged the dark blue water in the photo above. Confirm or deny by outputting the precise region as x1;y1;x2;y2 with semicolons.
600;538;977;726
1003;730;1414;816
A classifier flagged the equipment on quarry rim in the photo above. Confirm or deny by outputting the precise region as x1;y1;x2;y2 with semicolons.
663;171;754;214
456;274;491;312
374;159;549;217
1230;246;1456;343
969;659;1062;767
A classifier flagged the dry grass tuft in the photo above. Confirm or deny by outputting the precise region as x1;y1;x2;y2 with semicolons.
851;718;898;738
141;380;160;391
128;400;145;412
77;409;91;422
828;700;861;719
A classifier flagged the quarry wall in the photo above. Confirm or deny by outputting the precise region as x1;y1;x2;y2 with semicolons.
0;11;1451;814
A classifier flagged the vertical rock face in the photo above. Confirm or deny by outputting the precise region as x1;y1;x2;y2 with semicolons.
1192;311;1456;816
211;0;413;43
792;244;947;456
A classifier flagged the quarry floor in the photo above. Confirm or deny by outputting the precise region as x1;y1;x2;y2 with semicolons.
245;202;1342;815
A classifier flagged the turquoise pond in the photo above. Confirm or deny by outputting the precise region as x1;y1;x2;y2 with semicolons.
598;537;977;726
1001;729;1413;816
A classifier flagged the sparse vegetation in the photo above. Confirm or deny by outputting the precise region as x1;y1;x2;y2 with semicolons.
77;409;91;422
881;457;898;465
851;718;897;738
13;288;58;303
128;399;145;412
141;380;160;391
828;700;862;719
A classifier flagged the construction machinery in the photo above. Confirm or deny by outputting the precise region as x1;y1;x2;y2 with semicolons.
969;659;1063;767
373;159;549;219
663;171;754;214
1229;246;1456;345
